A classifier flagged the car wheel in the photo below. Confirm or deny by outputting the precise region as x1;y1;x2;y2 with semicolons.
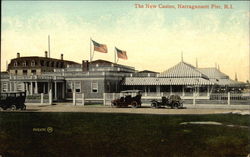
151;102;157;108
21;105;26;110
11;105;17;111
131;101;138;108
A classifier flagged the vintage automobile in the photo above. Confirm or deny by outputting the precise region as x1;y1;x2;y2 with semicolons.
111;90;142;108
151;95;184;109
0;92;26;110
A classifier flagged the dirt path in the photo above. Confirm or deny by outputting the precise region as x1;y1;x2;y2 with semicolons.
10;104;249;115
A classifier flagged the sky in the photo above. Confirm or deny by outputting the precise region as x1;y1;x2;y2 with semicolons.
1;1;250;82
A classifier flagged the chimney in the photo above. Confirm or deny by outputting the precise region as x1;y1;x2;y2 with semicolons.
45;51;48;58
82;60;89;72
17;52;20;58
61;54;63;60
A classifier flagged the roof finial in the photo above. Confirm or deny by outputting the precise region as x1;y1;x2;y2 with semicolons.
196;58;198;68
235;72;238;81
181;51;183;62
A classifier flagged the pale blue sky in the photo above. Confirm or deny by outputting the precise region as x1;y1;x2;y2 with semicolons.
1;1;250;81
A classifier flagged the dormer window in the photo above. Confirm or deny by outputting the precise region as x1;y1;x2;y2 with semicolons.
14;61;18;67
31;60;35;67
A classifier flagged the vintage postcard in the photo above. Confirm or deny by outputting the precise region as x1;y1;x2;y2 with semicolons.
1;1;250;157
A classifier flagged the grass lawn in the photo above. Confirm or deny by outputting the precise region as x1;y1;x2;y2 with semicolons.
0;112;249;157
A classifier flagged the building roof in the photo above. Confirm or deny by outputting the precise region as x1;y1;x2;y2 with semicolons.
159;62;208;79
198;68;229;79
10;56;79;65
123;77;214;86
210;78;246;87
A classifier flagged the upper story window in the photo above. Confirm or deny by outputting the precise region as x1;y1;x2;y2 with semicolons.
91;82;98;93
40;60;44;66
23;61;27;67
31;60;35;67
23;70;27;75
14;61;18;67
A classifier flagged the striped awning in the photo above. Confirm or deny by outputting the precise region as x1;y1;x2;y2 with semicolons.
123;77;214;85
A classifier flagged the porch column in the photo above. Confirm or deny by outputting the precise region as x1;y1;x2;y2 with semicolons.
182;85;185;96
55;82;57;100
9;82;12;91
207;86;210;97
144;86;147;96
30;82;33;95
35;81;38;94
197;86;200;96
43;83;46;93
156;85;160;93
25;83;29;95
14;82;17;91
62;82;65;99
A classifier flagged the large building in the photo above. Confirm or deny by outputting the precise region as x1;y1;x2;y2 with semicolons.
0;52;246;102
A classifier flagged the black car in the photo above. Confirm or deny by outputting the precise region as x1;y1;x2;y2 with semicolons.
111;90;142;108
0;92;26;110
151;95;184;109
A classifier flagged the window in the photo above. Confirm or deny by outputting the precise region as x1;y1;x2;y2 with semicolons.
31;60;35;66
14;61;18;67
66;82;72;93
91;82;98;93
17;82;23;91
23;61;27;67
15;70;18;74
31;70;36;75
75;82;81;93
41;60;44;66
2;82;8;92
23;70;27;75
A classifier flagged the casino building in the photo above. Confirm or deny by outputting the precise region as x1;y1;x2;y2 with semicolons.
0;52;246;102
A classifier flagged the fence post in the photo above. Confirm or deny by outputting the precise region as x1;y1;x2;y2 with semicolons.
49;89;52;105
103;93;106;106
82;93;85;106
227;92;230;105
41;93;43;104
193;92;196;107
113;93;115;101
73;92;76;106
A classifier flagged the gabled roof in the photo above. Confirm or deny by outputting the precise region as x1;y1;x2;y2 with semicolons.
159;62;208;79
198;68;229;79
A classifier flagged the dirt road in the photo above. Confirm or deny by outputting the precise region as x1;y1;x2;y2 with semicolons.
8;104;249;115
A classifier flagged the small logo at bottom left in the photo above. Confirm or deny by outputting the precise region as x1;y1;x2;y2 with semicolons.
33;127;53;133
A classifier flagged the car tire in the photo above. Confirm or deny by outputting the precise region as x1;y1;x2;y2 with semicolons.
131;101;138;108
21;105;26;110
11;105;17;111
151;102;157;108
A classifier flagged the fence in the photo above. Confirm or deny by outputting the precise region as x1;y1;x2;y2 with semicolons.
71;92;250;106
25;90;52;104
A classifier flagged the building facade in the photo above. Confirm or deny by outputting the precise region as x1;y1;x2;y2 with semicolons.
0;53;246;102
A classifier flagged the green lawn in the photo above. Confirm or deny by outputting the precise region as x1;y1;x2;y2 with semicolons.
0;112;249;157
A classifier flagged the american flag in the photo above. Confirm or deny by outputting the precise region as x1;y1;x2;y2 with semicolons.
92;40;108;53
115;47;128;60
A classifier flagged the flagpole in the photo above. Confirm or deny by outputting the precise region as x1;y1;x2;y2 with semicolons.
114;47;116;63
90;38;94;62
